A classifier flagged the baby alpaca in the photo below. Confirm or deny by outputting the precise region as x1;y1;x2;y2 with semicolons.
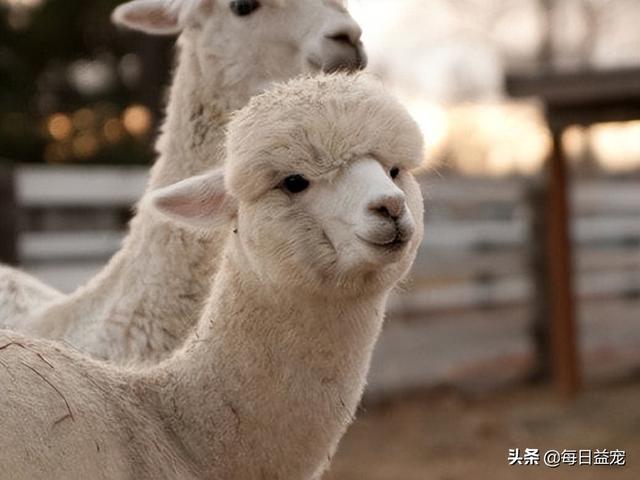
0;0;366;364
0;73;424;479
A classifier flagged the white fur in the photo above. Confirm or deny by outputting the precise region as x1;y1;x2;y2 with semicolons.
0;267;62;321
0;74;423;480
0;0;365;364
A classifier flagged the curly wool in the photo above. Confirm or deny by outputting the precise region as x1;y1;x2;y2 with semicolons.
226;73;425;200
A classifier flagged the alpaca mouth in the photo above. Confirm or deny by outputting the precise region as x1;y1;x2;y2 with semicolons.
322;56;366;74
357;232;409;253
307;52;366;74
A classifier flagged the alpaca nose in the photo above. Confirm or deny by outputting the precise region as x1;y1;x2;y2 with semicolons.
323;21;367;71
326;19;363;48
368;194;406;221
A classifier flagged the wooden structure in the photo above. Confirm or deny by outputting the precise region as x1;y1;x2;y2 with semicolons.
0;166;18;265
506;67;640;398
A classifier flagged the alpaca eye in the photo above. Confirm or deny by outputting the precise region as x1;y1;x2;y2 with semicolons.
390;167;400;179
282;175;310;194
230;0;261;16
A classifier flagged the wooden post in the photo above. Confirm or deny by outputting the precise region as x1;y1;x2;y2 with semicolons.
0;165;19;265
525;180;552;382
545;130;580;397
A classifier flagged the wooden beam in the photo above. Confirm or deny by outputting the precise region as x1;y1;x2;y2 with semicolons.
546;131;580;398
506;67;640;106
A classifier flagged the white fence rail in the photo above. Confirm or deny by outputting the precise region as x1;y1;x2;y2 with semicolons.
16;165;146;207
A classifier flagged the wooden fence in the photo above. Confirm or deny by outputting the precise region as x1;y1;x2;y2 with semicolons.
0;165;639;310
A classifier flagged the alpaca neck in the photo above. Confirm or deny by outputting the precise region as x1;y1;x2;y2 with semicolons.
162;254;387;478
38;39;255;362
147;37;248;190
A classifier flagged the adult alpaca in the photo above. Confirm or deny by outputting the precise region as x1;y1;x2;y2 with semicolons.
0;0;366;363
0;74;423;480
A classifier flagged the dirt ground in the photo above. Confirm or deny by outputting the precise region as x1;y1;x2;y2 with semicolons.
326;381;640;480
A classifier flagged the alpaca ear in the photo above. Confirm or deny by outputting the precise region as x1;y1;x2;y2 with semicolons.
149;168;238;230
112;0;186;35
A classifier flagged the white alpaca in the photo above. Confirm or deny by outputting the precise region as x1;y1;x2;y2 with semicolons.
0;0;366;363
0;74;424;480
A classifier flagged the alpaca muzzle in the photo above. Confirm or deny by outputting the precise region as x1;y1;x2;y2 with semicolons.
321;43;367;73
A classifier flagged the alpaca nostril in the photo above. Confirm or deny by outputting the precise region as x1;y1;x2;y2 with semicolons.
327;33;353;46
369;195;405;221
375;205;396;221
326;22;362;48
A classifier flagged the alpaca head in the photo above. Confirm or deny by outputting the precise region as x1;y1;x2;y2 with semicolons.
113;0;366;97
151;74;425;296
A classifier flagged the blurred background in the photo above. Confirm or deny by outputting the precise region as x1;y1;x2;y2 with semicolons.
1;0;639;478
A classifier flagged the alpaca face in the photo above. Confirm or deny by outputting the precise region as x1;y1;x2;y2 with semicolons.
113;0;366;98
235;156;424;293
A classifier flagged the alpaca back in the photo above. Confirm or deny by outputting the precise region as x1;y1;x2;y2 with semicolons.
0;332;196;480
